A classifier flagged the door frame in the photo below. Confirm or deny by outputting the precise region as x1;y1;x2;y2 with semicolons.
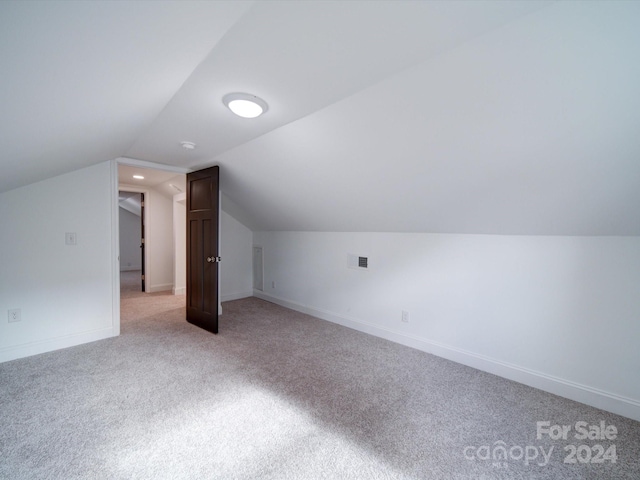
117;185;149;291
111;158;192;331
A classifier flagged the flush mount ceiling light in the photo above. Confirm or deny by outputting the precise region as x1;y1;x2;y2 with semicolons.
223;93;268;118
133;175;144;180
180;141;196;150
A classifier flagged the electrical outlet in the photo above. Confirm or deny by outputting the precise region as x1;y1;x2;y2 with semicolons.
401;310;410;323
8;308;21;323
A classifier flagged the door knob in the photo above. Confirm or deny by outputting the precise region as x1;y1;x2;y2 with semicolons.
207;256;221;263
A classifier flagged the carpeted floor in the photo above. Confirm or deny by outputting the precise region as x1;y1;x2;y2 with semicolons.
0;272;638;479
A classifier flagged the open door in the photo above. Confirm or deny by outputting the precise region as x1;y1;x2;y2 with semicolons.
186;166;220;334
140;193;145;292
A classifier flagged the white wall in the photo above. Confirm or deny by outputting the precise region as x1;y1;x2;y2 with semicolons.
173;193;186;295
145;188;174;292
253;231;640;421
220;210;253;302
119;207;141;271
0;161;117;362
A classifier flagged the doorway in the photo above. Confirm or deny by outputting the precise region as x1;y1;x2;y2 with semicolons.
118;191;144;291
117;163;187;295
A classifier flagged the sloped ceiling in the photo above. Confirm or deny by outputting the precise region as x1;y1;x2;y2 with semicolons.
2;1;639;235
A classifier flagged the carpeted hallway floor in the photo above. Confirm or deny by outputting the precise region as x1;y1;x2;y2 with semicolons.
0;272;638;479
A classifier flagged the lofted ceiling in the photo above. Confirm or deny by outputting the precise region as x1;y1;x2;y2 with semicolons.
1;1;639;235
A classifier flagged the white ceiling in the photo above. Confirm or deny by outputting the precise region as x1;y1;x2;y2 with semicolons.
2;0;639;235
118;164;185;198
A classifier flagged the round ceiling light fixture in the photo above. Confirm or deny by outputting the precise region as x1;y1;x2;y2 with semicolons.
223;93;268;118
133;175;144;180
180;141;196;150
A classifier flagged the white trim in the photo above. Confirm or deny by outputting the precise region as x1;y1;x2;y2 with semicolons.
116;157;191;175
253;290;640;422
110;160;121;336
118;183;151;194
173;287;186;295
0;327;116;363
147;283;173;293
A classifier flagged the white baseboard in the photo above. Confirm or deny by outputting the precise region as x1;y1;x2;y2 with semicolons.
147;283;173;293
221;291;253;303
253;290;640;423
0;327;117;364
173;286;186;295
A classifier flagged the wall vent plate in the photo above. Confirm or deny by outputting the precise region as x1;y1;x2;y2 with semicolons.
348;254;369;270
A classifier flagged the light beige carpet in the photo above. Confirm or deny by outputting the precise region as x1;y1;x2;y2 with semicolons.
0;275;638;479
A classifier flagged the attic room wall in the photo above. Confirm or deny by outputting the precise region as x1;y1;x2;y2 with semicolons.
0;161;117;362
253;231;640;421
173;192;254;302
220;210;253;302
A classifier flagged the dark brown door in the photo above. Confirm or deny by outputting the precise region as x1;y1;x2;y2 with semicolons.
140;193;145;292
186;166;220;334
